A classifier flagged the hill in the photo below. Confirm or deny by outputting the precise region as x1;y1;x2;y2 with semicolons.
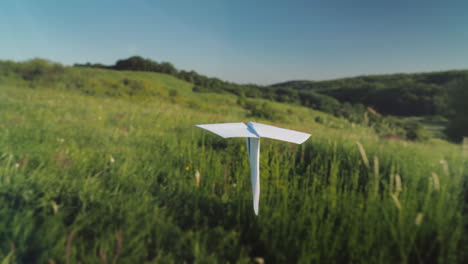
77;56;468;118
272;70;468;117
0;58;466;263
75;56;468;141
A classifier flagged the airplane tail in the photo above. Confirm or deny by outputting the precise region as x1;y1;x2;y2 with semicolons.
247;137;260;215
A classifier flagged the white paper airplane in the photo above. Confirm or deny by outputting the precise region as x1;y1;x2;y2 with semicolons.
196;122;311;215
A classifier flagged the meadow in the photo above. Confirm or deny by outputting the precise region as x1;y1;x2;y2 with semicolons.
0;62;467;263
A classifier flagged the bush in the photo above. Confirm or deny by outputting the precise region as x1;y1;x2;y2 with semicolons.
298;91;341;114
245;101;284;121
14;58;64;81
128;80;145;92
0;60;16;76
169;89;179;97
314;116;324;124
404;123;431;142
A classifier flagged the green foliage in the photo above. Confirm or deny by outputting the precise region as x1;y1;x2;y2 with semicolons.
273;87;299;103
17;58;65;81
0;58;441;141
274;71;468;117
445;77;468;142
0;58;65;82
314;116;324;124
249;102;283;120
192;85;223;93
403;123;431;142
73;57;351;118
72;56;468;142
168;89;179;97
297;90;341;114
113;56;178;75
0;60;198;99
0;69;466;263
238;99;284;120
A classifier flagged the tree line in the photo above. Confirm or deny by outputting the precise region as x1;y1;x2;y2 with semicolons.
74;56;361;116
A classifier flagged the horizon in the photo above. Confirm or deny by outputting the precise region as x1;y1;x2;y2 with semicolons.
1;0;468;85
5;55;468;86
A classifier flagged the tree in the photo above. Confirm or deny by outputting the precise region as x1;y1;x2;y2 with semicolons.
445;77;468;142
158;62;177;75
115;56;155;71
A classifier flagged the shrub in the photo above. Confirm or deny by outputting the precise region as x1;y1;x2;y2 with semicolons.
246;101;284;121
298;91;341;114
404;123;431;141
314;116;324;124
14;58;64;81
169;89;179;97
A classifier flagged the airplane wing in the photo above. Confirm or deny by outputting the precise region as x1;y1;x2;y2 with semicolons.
196;123;259;138
247;122;310;144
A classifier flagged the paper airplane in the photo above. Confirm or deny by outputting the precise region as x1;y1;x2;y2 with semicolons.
196;122;310;215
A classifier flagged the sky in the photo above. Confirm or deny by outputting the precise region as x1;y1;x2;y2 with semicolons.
1;0;468;85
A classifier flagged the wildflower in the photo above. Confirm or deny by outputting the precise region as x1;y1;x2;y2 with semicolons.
390;193;401;210
439;160;449;175
431;172;440;192
415;213;424;226
110;155;115;164
356;142;370;169
185;166;190;171
65;231;76;260
15;155;29;169
51;201;59;214
195;170;200;187
395;174;402;193
254;257;264;264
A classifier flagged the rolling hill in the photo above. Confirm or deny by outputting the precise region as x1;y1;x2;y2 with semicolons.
74;56;468;141
76;56;468;119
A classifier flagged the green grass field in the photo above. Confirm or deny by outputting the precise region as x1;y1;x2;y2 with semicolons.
0;65;467;263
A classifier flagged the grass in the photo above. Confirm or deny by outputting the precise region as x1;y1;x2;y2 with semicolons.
0;65;467;263
402;116;449;139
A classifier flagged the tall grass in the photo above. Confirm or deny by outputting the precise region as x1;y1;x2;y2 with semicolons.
0;75;466;263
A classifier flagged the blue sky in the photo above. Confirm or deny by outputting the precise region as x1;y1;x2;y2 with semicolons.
1;0;467;84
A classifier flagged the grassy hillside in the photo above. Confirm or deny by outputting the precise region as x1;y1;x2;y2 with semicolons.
77;56;468;119
75;57;468;141
0;60;467;263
